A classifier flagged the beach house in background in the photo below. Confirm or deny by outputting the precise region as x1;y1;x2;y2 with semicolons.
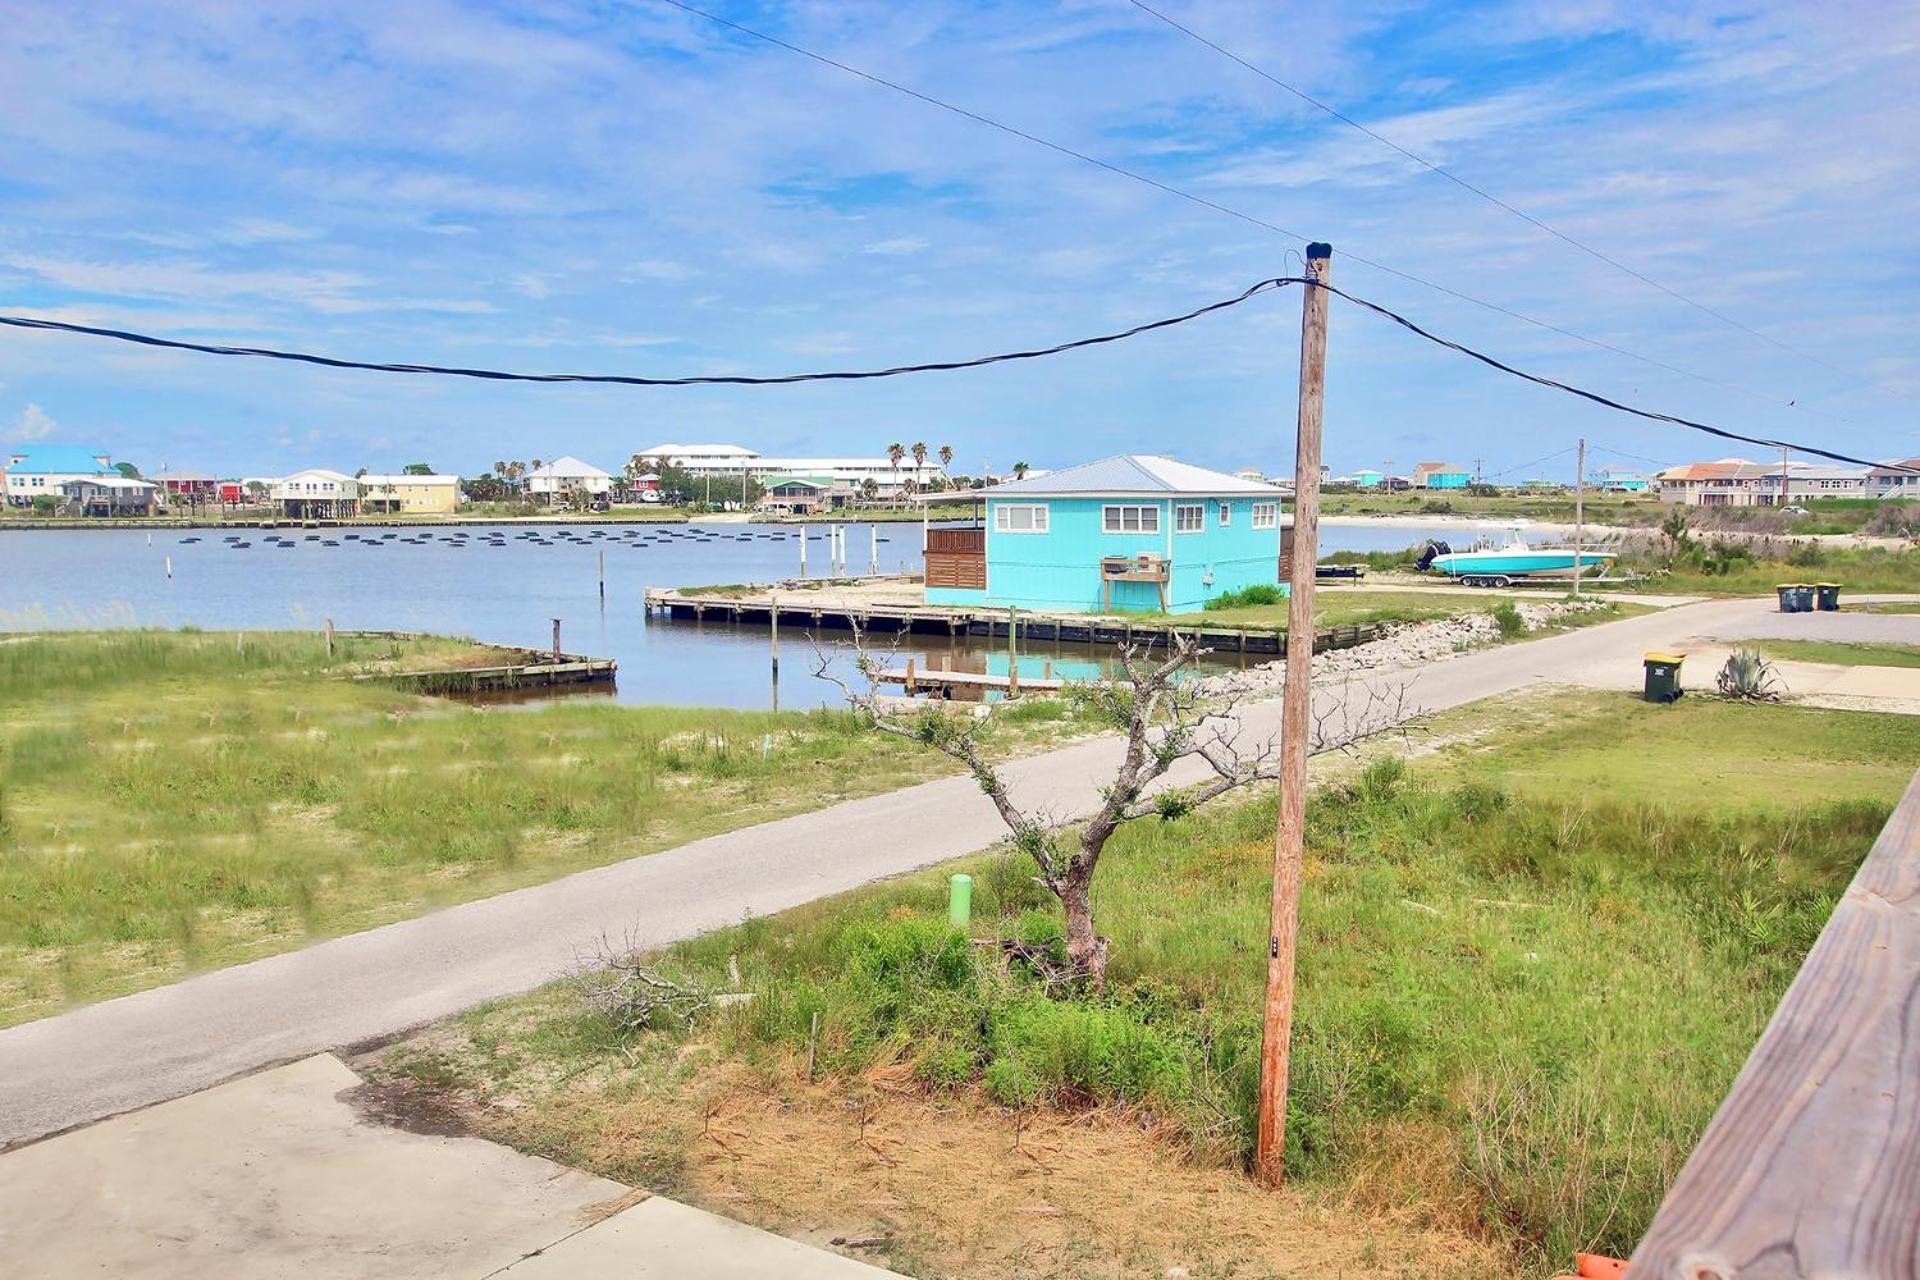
1656;459;1872;506
1411;462;1469;489
1593;467;1650;493
358;473;460;515
270;469;360;519
1;445;117;506
524;456;615;504
918;455;1283;613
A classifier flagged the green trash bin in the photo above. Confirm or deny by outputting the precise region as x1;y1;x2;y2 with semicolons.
1643;651;1685;703
1815;582;1841;611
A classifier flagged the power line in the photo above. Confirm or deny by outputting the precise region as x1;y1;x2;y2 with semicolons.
1486;446;1576;481
1317;280;1910;473
648;0;1848;422
1123;0;1899;401
6;276;1909;473
0;278;1293;387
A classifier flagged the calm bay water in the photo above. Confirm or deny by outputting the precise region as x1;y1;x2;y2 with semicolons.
2;519;1434;708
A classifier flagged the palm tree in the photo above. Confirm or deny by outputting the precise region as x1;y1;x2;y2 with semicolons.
1012;461;1030;480
938;444;953;471
530;457;544;473
493;460;506;480
859;477;879;505
911;441;928;474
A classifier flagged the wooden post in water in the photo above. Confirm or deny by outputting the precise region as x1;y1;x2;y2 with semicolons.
870;524;878;577
552;618;562;660
769;593;780;711
1257;240;1332;1187
799;528;808;577
598;549;606;603
1007;605;1020;695
165;555;173;581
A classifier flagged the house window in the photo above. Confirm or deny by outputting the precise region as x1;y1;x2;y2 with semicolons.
994;503;1049;534
1251;502;1277;529
1102;504;1160;534
1219;501;1232;527
1175;504;1204;532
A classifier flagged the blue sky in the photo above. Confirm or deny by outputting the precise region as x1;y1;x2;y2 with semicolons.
0;0;1914;480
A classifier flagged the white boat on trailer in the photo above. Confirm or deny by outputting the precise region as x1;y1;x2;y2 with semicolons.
1418;523;1614;588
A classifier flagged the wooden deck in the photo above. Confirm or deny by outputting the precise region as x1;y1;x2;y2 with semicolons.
876;660;1066;697
643;587;1387;658
338;631;617;693
1629;768;1920;1275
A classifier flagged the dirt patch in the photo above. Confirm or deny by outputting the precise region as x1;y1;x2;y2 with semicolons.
468;1060;1503;1280
341;1076;475;1139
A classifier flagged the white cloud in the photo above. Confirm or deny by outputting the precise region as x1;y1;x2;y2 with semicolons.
8;403;57;442
861;235;930;256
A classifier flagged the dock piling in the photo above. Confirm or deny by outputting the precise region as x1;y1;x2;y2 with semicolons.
552;618;561;660
1008;606;1020;695
598;550;606;603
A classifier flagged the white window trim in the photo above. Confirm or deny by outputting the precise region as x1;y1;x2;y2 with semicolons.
1102;503;1160;534
1251;502;1277;529
1175;503;1204;533
994;502;1049;534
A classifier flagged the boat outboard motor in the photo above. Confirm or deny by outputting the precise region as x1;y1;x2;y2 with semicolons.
1416;540;1451;571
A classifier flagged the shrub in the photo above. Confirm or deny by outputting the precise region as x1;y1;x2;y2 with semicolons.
1203;583;1283;611
1490;599;1526;638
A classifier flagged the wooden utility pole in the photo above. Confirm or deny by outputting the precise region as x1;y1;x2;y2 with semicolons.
1572;436;1586;597
1256;241;1331;1185
1779;445;1790;509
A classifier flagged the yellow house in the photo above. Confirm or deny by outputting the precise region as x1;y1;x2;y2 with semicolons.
358;474;460;515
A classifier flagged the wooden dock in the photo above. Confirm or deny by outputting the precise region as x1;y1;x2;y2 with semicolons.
338;631;617;693
876;659;1066;697
643;587;1387;658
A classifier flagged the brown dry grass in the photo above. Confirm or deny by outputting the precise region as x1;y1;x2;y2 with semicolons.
464;1058;1504;1280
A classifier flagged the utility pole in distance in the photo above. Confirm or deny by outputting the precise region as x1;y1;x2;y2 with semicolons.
1256;241;1331;1186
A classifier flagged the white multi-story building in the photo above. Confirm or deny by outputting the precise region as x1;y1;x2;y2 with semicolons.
524;456;615;501
269;469;360;517
634;442;946;491
1655;459;1869;506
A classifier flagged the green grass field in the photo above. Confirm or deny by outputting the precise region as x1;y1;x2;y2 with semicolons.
1621;543;1920;596
1758;639;1920;669
383;689;1919;1275
0;630;957;1024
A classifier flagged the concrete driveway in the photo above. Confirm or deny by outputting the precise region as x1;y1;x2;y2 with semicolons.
0;1053;891;1280
0;595;1874;1150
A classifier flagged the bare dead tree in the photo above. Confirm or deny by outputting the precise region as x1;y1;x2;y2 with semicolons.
815;629;1414;989
572;930;711;1038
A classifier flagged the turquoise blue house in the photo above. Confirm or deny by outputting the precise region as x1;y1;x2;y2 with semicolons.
920;455;1283;613
1351;468;1384;488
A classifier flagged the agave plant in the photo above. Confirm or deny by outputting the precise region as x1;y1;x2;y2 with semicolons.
1715;646;1784;701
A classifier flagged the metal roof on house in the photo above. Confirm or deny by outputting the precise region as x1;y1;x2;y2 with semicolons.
4;445;114;475
527;456;614;480
922;455;1281;502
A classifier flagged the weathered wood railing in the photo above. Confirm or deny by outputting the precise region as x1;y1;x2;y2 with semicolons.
1630;768;1920;1277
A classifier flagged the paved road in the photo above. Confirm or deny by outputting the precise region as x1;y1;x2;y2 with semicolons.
0;595;1870;1148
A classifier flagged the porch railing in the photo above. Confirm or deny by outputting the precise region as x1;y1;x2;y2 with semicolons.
1630;768;1920;1276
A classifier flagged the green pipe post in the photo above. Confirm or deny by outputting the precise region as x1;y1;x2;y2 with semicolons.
948;873;973;928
